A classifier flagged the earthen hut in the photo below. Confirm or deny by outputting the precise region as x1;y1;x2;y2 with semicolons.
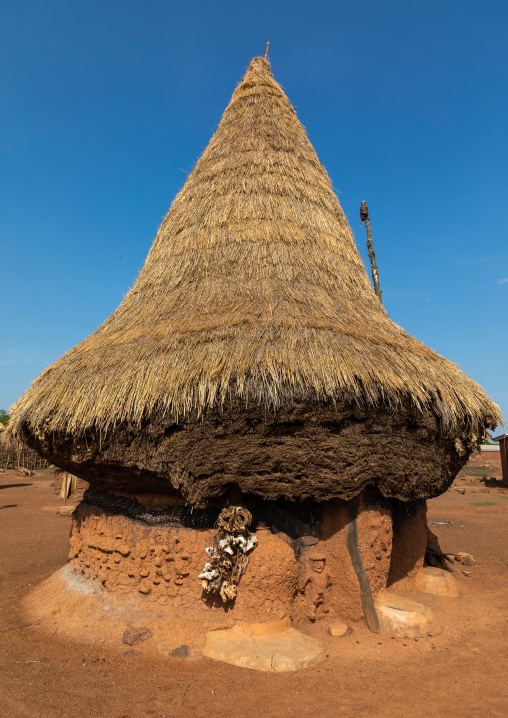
9;55;500;668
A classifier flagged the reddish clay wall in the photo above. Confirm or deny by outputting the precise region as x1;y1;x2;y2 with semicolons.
70;504;298;625
387;500;427;592
69;489;420;627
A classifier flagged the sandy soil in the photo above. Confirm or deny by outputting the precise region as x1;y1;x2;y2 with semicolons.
1;467;507;718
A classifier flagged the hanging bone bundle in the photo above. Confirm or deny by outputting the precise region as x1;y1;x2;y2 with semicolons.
199;506;258;602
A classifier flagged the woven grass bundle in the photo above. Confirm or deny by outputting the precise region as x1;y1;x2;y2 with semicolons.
8;56;500;503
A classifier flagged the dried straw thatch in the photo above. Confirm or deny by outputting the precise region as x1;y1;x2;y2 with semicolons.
7;56;500;502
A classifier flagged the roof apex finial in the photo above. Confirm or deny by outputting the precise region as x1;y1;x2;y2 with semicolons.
264;42;270;60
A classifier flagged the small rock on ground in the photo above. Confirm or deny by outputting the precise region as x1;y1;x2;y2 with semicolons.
328;623;352;637
171;645;188;658
122;626;153;646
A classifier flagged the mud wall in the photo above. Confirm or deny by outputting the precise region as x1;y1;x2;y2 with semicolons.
69;503;298;625
387;500;427;591
294;494;393;623
69;490;423;626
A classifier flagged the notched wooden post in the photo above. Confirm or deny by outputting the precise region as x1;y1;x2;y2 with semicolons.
360;201;382;304
345;497;380;633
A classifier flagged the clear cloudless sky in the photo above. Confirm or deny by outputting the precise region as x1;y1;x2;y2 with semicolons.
1;0;507;431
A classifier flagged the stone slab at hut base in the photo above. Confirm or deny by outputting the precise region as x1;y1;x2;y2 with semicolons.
375;592;441;638
203;623;325;672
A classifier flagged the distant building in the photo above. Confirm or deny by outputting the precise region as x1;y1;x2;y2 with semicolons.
493;433;508;485
475;443;500;456
478;443;501;454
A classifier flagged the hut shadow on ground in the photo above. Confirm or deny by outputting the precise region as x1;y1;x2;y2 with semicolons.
0;483;32;490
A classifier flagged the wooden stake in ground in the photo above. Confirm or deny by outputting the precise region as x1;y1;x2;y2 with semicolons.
360;201;382;304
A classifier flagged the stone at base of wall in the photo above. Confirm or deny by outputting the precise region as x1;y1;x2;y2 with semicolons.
202;625;325;672
375;591;441;638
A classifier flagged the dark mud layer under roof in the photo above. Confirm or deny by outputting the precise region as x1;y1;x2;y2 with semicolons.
21;398;477;505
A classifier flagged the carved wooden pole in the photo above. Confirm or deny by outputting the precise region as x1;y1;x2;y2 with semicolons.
345;498;380;633
360;201;382;304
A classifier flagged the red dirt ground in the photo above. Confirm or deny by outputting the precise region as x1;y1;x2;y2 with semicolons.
1;466;507;718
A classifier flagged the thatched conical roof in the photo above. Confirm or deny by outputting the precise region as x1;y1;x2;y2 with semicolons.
9;56;499;439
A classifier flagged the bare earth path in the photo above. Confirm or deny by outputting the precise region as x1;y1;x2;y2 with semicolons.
1;470;507;718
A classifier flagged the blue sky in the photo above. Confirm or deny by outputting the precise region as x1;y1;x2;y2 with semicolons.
1;0;507;431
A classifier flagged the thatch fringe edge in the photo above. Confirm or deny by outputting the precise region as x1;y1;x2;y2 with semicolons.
8;372;500;444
